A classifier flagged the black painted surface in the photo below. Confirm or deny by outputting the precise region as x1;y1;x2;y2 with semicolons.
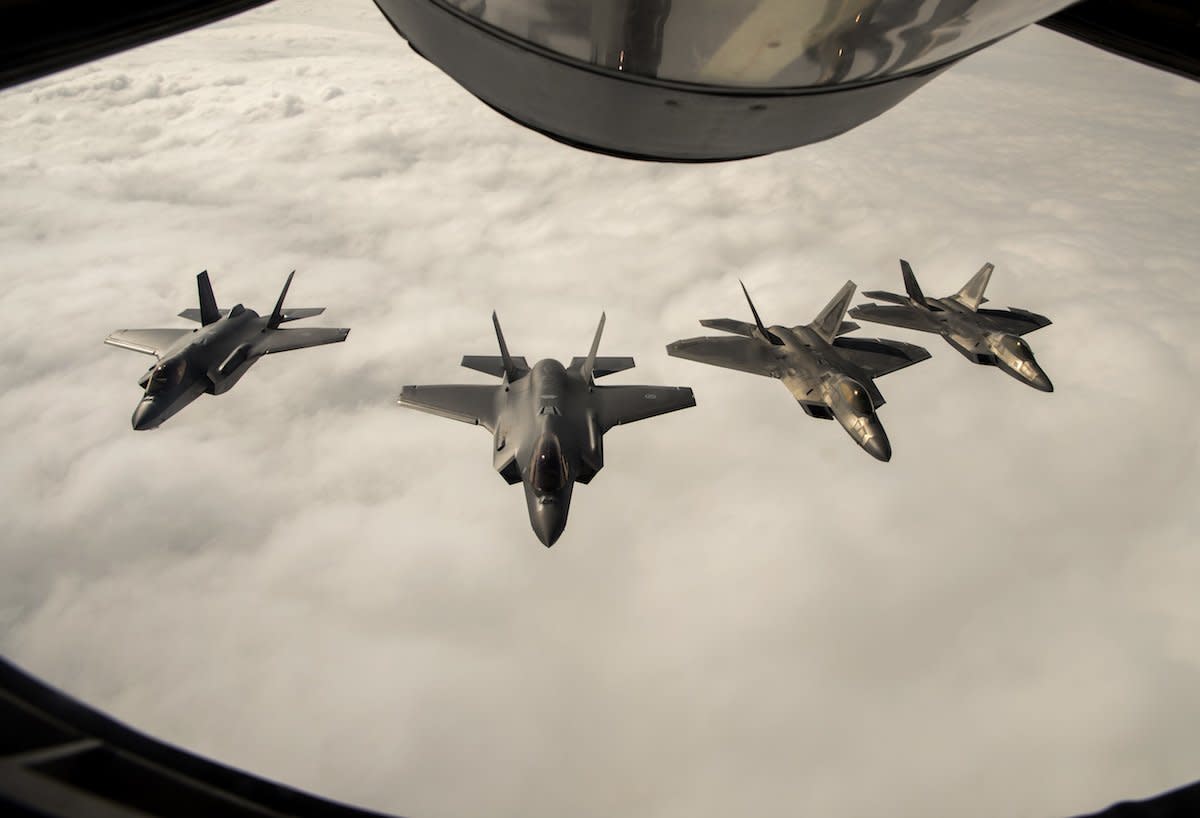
0;0;276;90
2;656;1199;816
0;658;396;818
1040;0;1200;81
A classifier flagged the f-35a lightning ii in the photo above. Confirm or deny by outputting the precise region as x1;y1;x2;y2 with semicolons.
849;260;1054;392
105;271;350;430
399;313;695;547
667;281;930;462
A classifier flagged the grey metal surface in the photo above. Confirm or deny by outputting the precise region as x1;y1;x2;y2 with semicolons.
398;312;695;546
105;271;350;430
850;259;1053;391
426;0;1074;88
667;280;930;461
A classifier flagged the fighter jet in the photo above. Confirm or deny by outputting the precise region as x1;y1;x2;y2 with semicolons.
105;271;350;430
398;313;695;547
849;260;1054;392
666;280;930;462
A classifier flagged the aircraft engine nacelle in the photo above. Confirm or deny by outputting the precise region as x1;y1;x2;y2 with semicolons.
576;410;605;484
209;343;255;393
372;0;1076;161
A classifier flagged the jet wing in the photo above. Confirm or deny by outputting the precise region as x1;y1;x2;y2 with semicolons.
595;385;695;432
104;328;192;357
253;327;349;355
846;304;932;332
398;385;501;431
832;337;932;378
977;308;1053;336
666;336;781;378
566;356;635;378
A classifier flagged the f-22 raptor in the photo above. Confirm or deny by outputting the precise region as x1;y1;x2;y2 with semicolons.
667;280;930;462
850;260;1054;392
399;313;695;546
105;271;350;430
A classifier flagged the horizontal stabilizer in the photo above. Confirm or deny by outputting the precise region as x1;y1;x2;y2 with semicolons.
568;356;635;378
461;355;530;378
859;291;911;306
699;318;757;337
179;306;325;323
179;308;231;322
275;307;325;323
837;320;860;336
848;303;933;333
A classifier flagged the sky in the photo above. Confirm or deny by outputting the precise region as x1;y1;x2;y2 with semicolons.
1;3;1198;818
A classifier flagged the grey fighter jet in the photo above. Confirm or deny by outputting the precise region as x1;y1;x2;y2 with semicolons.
666;280;930;462
849;260;1054;392
105;271;350;430
399;313;695;547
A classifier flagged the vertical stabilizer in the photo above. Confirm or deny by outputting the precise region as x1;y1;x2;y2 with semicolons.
492;311;520;381
197;270;220;326
811;280;856;344
268;270;295;329
740;280;783;345
954;262;994;311
581;312;605;383
899;260;927;307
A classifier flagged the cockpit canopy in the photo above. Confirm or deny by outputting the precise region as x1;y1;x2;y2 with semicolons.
835;378;874;414
146;358;188;395
996;334;1032;358
530;434;569;495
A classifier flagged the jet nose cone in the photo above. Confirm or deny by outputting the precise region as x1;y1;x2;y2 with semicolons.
1030;369;1054;392
855;418;892;462
863;434;892;462
131;400;160;431
532;504;568;547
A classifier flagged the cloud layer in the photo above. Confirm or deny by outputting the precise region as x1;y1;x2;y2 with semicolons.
1;3;1198;818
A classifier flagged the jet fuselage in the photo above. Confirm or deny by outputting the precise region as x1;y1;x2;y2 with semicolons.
132;306;270;430
495;358;601;547
908;298;1052;391
400;311;695;546
765;324;891;461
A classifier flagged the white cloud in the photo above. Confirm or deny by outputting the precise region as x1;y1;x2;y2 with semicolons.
1;3;1198;818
